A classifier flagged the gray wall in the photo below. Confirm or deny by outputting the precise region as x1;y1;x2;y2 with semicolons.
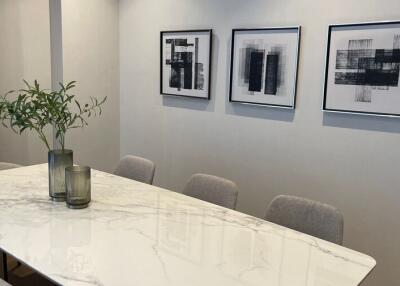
119;0;400;285
62;0;120;172
0;0;120;172
0;0;51;165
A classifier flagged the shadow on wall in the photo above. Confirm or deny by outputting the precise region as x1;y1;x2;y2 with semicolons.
162;95;214;112
323;112;400;134
226;102;295;122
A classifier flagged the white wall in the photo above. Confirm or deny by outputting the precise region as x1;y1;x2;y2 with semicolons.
61;0;120;172
0;0;51;165
119;0;400;285
0;0;120;172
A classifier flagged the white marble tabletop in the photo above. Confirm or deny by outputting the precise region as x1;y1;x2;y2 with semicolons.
0;164;375;286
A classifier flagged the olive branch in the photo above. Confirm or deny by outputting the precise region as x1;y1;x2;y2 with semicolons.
0;80;106;151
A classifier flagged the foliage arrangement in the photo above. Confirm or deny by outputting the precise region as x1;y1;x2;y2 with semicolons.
0;80;106;151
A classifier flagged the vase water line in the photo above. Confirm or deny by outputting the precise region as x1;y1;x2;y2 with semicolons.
48;149;73;201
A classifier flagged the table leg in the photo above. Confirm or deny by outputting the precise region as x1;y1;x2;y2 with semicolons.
2;252;7;282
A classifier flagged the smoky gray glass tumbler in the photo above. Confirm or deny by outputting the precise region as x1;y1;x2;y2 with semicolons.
65;166;91;209
48;149;73;201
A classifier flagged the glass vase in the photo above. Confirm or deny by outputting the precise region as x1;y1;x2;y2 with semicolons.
48;149;73;201
65;166;91;209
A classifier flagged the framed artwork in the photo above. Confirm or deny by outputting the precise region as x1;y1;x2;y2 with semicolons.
160;29;212;99
229;27;301;109
323;21;400;117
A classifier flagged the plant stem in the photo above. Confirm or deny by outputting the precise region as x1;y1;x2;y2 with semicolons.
37;130;50;150
59;131;65;152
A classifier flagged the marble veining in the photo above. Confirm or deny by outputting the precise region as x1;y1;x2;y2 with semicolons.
0;164;375;286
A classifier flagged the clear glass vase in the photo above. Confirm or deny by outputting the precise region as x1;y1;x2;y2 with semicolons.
65;166;91;209
48;149;73;201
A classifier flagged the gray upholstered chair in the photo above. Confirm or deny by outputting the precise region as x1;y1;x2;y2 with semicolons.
0;162;22;171
114;155;155;185
264;195;344;245
182;174;239;209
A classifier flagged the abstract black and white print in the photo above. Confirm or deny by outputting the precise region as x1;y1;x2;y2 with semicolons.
230;28;300;108
161;30;211;99
238;43;285;95
324;22;400;116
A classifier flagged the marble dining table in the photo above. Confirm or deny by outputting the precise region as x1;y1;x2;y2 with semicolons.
0;164;375;286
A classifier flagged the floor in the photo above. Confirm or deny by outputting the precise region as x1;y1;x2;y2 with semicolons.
1;252;55;286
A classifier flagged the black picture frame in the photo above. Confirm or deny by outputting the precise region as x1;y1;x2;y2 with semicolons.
160;29;212;100
323;20;400;117
229;27;301;109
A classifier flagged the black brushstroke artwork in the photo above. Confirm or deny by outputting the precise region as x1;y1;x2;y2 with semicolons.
265;54;279;94
248;50;264;92
334;36;400;103
239;44;283;95
243;47;256;84
165;37;204;91
194;38;205;90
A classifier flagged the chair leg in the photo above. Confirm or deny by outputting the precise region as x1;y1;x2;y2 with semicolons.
2;252;7;282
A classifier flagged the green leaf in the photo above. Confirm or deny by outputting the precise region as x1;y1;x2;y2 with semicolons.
0;80;106;150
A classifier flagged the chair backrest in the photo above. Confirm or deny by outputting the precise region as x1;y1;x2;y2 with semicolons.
183;173;239;209
0;162;22;171
265;195;344;245
114;155;155;185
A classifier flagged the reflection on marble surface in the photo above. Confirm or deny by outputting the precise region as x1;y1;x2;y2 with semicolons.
0;164;375;286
